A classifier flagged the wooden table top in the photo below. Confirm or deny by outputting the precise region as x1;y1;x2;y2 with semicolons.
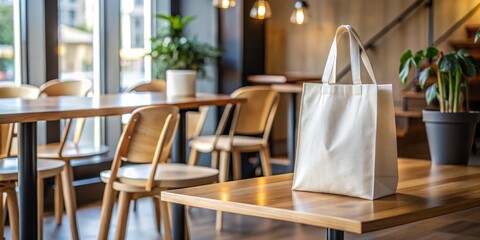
0;92;245;124
271;83;304;93
248;75;321;84
162;159;480;234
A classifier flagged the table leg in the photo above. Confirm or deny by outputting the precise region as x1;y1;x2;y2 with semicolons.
327;228;344;240
171;109;188;240
18;122;38;240
287;93;297;172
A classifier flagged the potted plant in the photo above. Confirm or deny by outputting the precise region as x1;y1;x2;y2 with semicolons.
150;15;220;97
399;47;479;165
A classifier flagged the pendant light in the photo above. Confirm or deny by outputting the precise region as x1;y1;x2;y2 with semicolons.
250;0;272;20
290;0;309;24
212;0;236;9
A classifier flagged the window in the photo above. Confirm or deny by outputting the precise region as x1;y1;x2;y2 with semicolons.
120;0;147;91
134;0;142;7
58;0;98;145
0;0;15;83
68;10;76;26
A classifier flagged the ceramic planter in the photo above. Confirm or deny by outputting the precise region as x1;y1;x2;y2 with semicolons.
423;109;480;165
166;70;197;97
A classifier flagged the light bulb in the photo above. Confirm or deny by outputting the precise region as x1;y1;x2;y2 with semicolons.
290;1;309;24
213;0;236;9
250;0;272;20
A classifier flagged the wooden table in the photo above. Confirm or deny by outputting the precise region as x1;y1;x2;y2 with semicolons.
248;75;320;171
0;92;245;240
162;159;480;240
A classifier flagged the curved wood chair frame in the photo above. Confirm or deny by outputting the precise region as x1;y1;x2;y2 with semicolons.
124;80;166;93
98;106;218;240
36;79;108;240
0;85;67;240
188;86;279;231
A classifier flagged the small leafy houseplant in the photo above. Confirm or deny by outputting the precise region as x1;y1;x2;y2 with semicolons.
150;15;220;97
399;47;479;165
400;47;477;112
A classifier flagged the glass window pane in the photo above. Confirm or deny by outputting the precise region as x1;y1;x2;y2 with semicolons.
58;0;97;145
120;0;147;91
58;0;94;83
0;0;15;83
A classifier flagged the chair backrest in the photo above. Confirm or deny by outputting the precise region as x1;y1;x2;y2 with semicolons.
0;84;40;99
231;86;279;140
125;80;166;93
39;79;92;97
0;85;40;158
109;106;180;191
39;79;93;155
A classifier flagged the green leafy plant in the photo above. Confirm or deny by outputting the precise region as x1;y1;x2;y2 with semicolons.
399;47;477;113
150;15;221;79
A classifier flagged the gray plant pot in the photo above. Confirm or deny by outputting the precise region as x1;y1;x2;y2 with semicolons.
423;110;480;165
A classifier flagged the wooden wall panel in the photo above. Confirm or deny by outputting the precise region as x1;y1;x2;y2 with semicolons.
266;0;480;103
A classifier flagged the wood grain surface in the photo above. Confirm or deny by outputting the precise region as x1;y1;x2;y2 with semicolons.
270;84;303;93
0;93;245;124
162;159;480;234
248;75;320;84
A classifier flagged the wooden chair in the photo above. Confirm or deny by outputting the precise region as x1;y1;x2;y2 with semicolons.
188;86;279;230
189;86;279;180
36;79;109;240
124;80;166;93
0;84;40;99
98;106;218;240
124;79;209;229
0;85;66;240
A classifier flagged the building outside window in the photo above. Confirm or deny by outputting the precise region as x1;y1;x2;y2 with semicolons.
120;0;147;91
0;0;15;83
58;0;96;144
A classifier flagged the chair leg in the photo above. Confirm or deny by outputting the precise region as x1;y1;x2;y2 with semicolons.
216;151;230;232
160;200;171;240
188;149;199;166
61;162;79;240
232;151;242;180
5;187;19;240
153;197;161;232
215;211;223;232
185;210;190;240
37;177;44;240
54;174;63;225
0;191;4;240
218;151;230;183
259;146;272;176
98;182;116;240
114;191;132;240
133;200;138;212
211;151;218;169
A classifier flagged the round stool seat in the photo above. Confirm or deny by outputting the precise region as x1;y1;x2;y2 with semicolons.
0;158;65;181
37;142;109;160
101;163;219;191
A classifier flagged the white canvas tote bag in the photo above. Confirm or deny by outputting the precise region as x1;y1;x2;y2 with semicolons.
292;25;398;200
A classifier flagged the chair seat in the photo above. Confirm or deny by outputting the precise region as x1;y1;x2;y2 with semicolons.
100;163;218;190
0;158;65;181
190;135;264;152
37;142;109;160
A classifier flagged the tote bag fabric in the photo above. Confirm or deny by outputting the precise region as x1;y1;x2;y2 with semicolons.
292;25;398;200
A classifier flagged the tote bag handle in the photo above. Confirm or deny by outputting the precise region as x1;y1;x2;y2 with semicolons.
322;25;377;85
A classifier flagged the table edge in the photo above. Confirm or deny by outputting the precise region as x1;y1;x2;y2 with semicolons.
161;189;363;233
